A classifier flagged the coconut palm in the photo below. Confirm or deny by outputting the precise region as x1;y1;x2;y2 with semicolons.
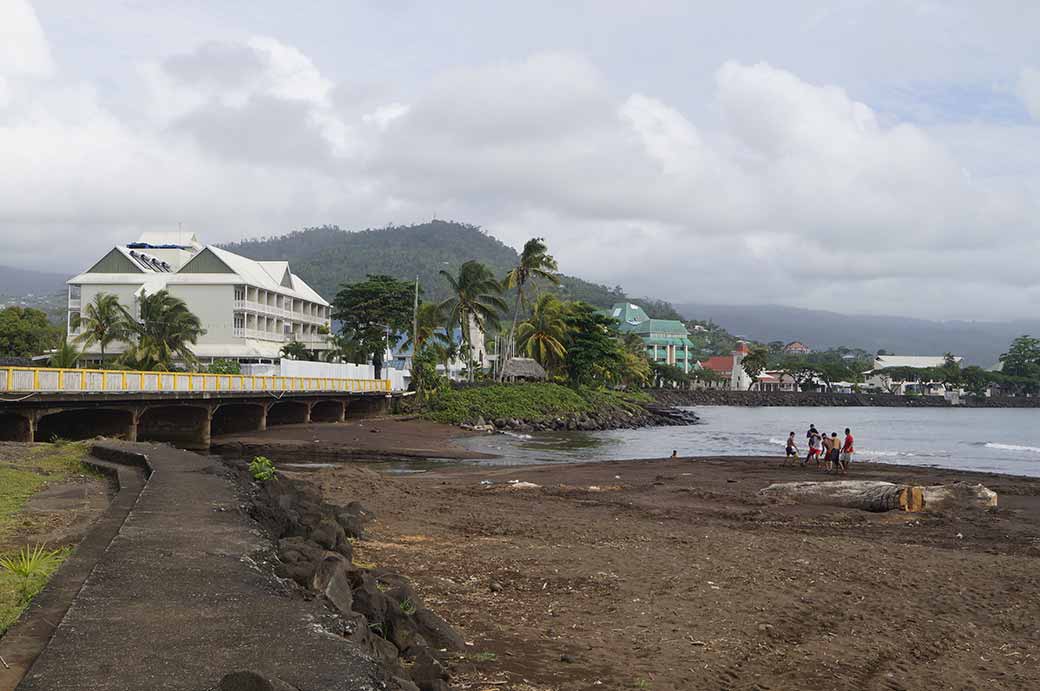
515;294;568;375
74;292;125;364
49;338;81;369
502;238;559;372
439;261;507;381
400;302;451;354
117;290;205;371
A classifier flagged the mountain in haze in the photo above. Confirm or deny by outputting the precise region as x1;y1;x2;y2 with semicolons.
221;221;680;314
0;265;67;297
675;302;1037;367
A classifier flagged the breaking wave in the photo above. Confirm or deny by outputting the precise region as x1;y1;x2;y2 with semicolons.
985;442;1040;454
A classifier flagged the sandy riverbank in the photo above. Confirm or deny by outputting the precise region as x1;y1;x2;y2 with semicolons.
270;419;1040;691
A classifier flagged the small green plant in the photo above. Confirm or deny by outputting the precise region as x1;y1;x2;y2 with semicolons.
368;622;387;639
0;545;63;603
249;456;276;482
635;679;651;690
399;598;416;615
470;651;497;663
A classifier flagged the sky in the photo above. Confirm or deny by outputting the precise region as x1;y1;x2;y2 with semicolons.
2;0;1039;321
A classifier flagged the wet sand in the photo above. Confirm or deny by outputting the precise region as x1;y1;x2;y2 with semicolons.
267;419;1040;691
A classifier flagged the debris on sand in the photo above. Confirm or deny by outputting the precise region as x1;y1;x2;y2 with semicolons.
759;480;997;512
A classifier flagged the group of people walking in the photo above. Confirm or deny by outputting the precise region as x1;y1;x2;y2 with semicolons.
785;424;854;474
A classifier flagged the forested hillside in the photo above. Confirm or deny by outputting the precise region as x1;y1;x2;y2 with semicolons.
221;220;677;313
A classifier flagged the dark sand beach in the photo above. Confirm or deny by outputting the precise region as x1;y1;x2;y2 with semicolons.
244;420;1040;690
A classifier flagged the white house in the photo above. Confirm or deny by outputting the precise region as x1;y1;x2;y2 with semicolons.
67;232;332;365
865;354;962;395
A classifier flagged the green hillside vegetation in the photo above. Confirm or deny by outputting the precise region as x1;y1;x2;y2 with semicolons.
220;220;676;311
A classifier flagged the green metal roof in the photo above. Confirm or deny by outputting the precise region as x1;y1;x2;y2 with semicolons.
627;318;689;336
605;302;650;326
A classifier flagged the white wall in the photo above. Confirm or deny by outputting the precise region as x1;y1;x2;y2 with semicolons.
167;284;234;346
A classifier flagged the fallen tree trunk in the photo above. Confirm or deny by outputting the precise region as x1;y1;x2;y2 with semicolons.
759;480;997;513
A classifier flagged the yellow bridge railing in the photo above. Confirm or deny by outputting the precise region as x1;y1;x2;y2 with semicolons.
0;367;391;395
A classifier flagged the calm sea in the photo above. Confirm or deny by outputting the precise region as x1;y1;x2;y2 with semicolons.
458;406;1040;477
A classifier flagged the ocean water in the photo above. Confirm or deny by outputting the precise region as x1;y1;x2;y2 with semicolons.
458;406;1040;477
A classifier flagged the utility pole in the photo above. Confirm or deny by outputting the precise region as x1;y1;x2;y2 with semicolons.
412;275;419;366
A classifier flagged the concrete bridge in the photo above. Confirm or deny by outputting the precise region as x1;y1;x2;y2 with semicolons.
0;366;398;448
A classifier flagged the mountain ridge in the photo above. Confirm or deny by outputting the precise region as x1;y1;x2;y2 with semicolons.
675;302;1037;367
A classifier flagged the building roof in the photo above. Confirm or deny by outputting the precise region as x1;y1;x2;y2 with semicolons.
873;355;961;369
606;303;650;325
68;236;329;306
500;357;547;380
624;318;690;336
784;341;811;352
700;355;734;373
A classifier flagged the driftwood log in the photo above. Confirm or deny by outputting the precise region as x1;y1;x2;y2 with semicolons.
759;480;997;513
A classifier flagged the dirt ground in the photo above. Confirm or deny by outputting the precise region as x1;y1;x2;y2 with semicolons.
0;442;111;554
298;448;1040;691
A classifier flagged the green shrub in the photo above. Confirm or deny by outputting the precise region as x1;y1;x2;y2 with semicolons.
207;359;241;374
423;382;650;425
249;456;276;482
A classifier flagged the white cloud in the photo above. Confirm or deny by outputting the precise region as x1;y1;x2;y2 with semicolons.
1;14;1039;321
1019;66;1040;120
0;0;53;77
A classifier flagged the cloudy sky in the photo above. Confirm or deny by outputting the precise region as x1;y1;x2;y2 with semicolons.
3;1;1039;320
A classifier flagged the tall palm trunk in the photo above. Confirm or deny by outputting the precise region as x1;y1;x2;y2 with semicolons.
501;287;523;381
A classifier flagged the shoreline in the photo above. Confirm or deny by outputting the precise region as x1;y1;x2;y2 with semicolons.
212;417;1040;480
651;388;1040;408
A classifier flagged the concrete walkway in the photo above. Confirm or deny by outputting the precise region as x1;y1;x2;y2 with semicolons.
13;442;388;691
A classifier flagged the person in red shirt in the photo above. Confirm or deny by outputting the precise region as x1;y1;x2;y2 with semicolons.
840;427;854;474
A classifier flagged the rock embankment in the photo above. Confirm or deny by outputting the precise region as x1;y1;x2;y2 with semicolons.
650;389;1039;408
245;468;463;691
462;403;698;434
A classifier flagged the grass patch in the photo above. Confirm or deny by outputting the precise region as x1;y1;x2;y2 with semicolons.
0;546;70;634
0;441;91;633
469;651;497;663
423;383;651;425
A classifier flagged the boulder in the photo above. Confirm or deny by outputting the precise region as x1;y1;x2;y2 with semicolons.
310;519;346;551
413;607;466;651
411;649;451;691
311;555;354;615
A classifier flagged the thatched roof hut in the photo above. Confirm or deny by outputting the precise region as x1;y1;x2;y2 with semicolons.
500;357;547;381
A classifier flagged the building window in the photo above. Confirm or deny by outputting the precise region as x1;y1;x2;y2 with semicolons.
234;313;245;329
69;285;81;301
234;286;246;301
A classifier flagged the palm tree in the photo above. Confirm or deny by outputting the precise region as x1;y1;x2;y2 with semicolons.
400;302;451;354
439;261;507;381
280;340;311;361
502;238;559;373
117;290;206;371
74;293;124;365
515;294;568;376
49;338;81;369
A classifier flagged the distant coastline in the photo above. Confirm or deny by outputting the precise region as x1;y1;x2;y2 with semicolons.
651;388;1040;408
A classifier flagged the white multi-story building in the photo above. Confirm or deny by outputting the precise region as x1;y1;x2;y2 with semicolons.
67;232;332;365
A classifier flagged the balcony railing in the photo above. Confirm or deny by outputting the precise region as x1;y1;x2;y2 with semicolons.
234;299;328;324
